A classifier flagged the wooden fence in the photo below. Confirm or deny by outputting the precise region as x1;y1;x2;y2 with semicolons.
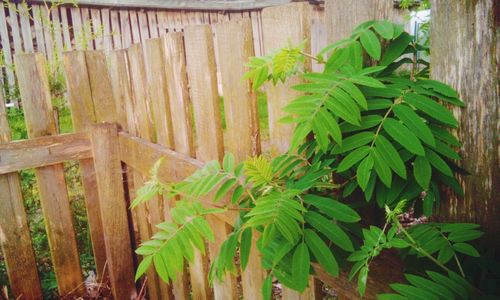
0;0;327;103
0;2;333;299
0;1;435;300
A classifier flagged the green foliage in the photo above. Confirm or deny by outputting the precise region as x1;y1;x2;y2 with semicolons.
132;19;488;299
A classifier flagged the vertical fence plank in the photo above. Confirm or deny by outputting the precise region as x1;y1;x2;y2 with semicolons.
50;8;64;56
18;3;34;52
147;11;159;38
0;5;16;89
144;38;174;148
90;123;137;300
85;51;117;122
101;8;112;51
91;8;104;49
7;3;22;54
60;7;71;50
138;11;150;42
40;6;55;62
81;8;94;50
109;49;132;129
120;10;133;48
325;0;393;43
163;33;194;156
130;11;141;43
184;24;238;300
214;19;264;300
261;3;320;299
110;10;122;49
126;44;171;300
62;51;107;279
15;53;83;297
162;31;210;300
0;87;42;300
70;7;84;50
261;2;312;154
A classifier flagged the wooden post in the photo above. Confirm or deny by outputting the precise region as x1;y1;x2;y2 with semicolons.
62;50;107;279
90;123;137;299
430;0;499;247
261;2;312;154
214;19;264;300
0;82;43;300
184;24;238;300
325;0;393;43
14;53;84;296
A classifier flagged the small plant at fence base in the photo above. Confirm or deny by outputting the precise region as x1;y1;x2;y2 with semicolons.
132;20;484;298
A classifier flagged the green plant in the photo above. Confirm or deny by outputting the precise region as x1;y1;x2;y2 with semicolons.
133;20;487;298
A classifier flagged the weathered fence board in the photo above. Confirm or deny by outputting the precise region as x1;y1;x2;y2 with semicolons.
62;50;108;278
214;19;265;300
90;123;137;299
15;53;83;297
0;132;92;174
126;43;167;300
261;2;312;154
184;24;239;300
430;0;499;248
0;89;42;300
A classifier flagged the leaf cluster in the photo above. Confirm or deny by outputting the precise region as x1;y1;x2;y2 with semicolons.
131;19;487;299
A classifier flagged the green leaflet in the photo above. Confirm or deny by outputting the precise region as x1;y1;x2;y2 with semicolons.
340;114;383;132
304;229;339;276
357;155;374;191
337;145;371;172
413;156;432;189
383;118;425;156
214;178;238;202
403;93;458;128
360;28;381;60
292;243;310;292
240;228;253;271
332;132;374;154
452;243;480;257
375;135;407;179
339;80;368;109
350;75;385;88
373;20;394;39
425;148;453;177
372;148;393;187
262;274;273;300
303;194;361;223
305;211;354;251
380;32;413;66
393;104;436;147
135;256;153;281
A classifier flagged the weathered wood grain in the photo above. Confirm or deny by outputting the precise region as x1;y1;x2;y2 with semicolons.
0;83;42;300
430;0;499;248
90;123;137;300
184;24;238;300
261;2;312;154
214;19;265;300
144;38;174;148
0;132;92;174
62;50;108;278
162;33;195;157
15;53;83;297
126;44;170;300
325;0;393;43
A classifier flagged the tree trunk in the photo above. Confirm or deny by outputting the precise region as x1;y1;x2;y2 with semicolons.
430;0;499;247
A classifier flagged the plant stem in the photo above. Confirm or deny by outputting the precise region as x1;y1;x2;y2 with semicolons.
393;217;454;275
